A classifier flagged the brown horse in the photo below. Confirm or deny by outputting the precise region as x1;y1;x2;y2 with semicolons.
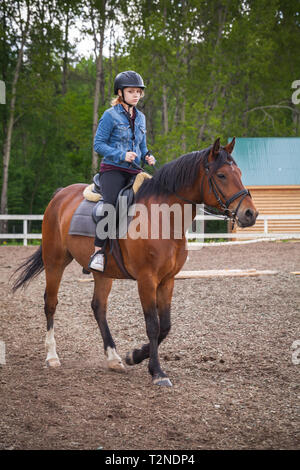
13;137;258;387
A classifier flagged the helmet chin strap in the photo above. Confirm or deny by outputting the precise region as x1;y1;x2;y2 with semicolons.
121;90;133;110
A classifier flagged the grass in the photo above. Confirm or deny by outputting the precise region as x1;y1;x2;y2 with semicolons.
0;240;41;246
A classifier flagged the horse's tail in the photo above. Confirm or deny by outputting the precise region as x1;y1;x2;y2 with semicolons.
11;187;64;292
12;244;44;292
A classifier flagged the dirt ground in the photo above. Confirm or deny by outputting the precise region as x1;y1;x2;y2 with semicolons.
0;241;299;450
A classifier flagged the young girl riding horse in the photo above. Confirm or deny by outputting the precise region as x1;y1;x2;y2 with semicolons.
88;71;155;272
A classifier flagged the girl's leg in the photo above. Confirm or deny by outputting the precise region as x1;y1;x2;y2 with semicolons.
94;170;133;250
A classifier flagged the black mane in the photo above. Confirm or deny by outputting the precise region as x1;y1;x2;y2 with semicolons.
136;146;235;201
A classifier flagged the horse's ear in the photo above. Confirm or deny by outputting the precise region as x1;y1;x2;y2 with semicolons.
212;137;221;158
224;136;235;154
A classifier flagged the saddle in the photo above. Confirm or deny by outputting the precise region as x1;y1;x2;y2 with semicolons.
83;171;151;203
81;171;151;278
90;173;135;234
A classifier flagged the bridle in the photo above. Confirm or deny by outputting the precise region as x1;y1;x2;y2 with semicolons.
168;160;251;230
205;162;251;230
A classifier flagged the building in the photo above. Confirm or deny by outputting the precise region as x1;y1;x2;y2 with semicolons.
231;137;300;236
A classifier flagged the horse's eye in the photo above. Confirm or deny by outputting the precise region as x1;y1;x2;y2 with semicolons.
217;173;225;179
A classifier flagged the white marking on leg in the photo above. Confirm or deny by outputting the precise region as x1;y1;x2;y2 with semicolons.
45;327;60;367
106;346;125;371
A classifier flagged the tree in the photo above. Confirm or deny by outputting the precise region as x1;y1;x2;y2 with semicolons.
1;1;31;232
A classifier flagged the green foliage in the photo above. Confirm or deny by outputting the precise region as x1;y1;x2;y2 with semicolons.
0;0;299;216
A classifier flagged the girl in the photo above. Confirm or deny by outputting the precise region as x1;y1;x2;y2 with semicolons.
88;70;155;272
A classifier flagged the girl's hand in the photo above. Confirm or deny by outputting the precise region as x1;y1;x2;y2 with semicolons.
125;151;137;163
146;154;156;166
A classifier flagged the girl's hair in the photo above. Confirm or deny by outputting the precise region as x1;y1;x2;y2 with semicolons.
111;95;123;106
111;88;144;106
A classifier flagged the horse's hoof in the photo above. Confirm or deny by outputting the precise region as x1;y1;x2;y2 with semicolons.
153;377;173;387
125;351;135;366
107;359;126;373
46;358;61;368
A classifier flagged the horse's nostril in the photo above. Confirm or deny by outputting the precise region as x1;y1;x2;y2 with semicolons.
245;209;254;219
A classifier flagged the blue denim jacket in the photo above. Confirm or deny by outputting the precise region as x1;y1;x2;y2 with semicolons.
94;103;149;169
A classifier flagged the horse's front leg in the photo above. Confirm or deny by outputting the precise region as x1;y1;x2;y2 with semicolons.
126;277;173;369
128;276;172;387
91;275;125;372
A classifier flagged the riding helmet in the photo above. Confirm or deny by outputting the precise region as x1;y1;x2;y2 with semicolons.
114;71;146;95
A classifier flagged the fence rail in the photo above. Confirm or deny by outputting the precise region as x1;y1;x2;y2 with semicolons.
1;214;300;246
0;215;43;246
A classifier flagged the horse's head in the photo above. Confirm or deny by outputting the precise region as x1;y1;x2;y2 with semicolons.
202;137;258;227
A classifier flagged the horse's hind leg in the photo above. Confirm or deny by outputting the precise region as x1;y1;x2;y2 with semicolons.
44;254;72;367
91;274;125;372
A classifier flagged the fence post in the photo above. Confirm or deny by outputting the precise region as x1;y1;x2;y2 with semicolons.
23;219;28;246
264;217;268;235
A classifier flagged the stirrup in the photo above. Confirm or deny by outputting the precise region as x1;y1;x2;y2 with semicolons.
88;250;106;272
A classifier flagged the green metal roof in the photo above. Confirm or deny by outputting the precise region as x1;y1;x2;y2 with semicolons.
229;137;300;186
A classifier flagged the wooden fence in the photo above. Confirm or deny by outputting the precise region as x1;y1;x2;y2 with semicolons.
1;214;300;247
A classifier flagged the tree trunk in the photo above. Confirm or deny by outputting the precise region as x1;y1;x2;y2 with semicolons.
197;5;227;144
91;0;106;175
107;24;114;99
0;5;30;233
162;84;168;135
161;4;168;135
92;29;105;173
181;96;186;153
180;0;187;152
62;8;70;96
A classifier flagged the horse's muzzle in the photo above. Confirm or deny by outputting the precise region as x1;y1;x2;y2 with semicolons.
237;208;259;228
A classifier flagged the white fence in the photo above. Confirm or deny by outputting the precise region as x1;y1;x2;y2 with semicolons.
0;214;300;246
186;214;300;248
0;215;43;246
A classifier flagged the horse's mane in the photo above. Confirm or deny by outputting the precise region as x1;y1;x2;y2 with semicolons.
136;146;235;201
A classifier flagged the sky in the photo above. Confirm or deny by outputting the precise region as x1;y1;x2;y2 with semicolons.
69;19;124;60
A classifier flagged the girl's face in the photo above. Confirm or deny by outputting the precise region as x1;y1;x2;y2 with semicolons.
119;87;143;106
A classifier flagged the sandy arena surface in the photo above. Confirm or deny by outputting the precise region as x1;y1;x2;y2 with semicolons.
0;241;299;450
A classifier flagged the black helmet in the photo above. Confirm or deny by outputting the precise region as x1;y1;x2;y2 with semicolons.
114;71;146;95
